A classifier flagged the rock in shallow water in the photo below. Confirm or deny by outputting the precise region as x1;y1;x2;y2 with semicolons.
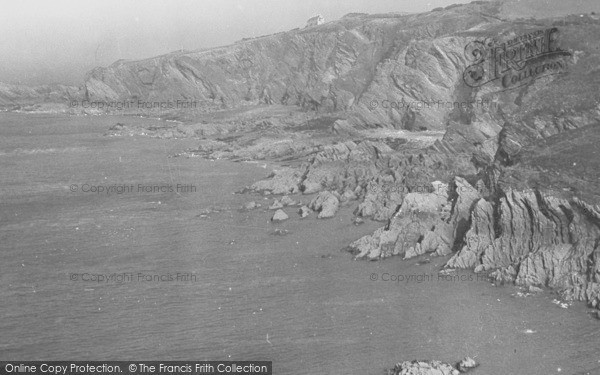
388;360;459;375
387;357;478;375
456;357;478;373
271;209;288;221
308;191;340;219
298;205;312;218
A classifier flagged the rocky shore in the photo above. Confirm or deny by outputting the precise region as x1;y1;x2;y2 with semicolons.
92;0;600;325
3;0;600;372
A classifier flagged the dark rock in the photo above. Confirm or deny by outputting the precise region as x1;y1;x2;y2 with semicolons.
298;205;312;218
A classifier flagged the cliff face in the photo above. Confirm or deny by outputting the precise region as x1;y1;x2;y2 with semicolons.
82;1;510;130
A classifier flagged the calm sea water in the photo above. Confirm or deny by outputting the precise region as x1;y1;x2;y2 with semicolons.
1;113;599;375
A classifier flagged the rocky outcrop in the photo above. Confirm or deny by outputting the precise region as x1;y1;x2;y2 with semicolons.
250;168;304;194
305;15;325;28
446;188;600;307
350;178;479;260
351;177;600;308
350;154;600;308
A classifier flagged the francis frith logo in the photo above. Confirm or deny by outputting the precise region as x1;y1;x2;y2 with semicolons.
463;27;572;90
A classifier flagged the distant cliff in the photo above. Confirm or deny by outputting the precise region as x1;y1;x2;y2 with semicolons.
80;1;502;129
0;82;78;110
82;0;599;133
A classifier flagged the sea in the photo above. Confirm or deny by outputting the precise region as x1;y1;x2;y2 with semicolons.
1;112;599;375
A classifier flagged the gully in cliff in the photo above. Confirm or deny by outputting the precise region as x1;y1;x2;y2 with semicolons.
463;27;572;90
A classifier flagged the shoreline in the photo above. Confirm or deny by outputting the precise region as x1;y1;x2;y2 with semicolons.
1;111;600;374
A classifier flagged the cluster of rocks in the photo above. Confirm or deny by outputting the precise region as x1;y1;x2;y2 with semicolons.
387;357;478;375
268;192;342;221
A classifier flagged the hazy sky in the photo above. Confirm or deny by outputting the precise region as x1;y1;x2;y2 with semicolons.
0;0;472;86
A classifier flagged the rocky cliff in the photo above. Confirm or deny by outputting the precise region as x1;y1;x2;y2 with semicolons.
85;0;580;129
77;0;600;311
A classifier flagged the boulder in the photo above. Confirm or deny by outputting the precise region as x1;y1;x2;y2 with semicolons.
271;209;289;221
298;206;312;218
456;357;478;373
309;191;340;219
